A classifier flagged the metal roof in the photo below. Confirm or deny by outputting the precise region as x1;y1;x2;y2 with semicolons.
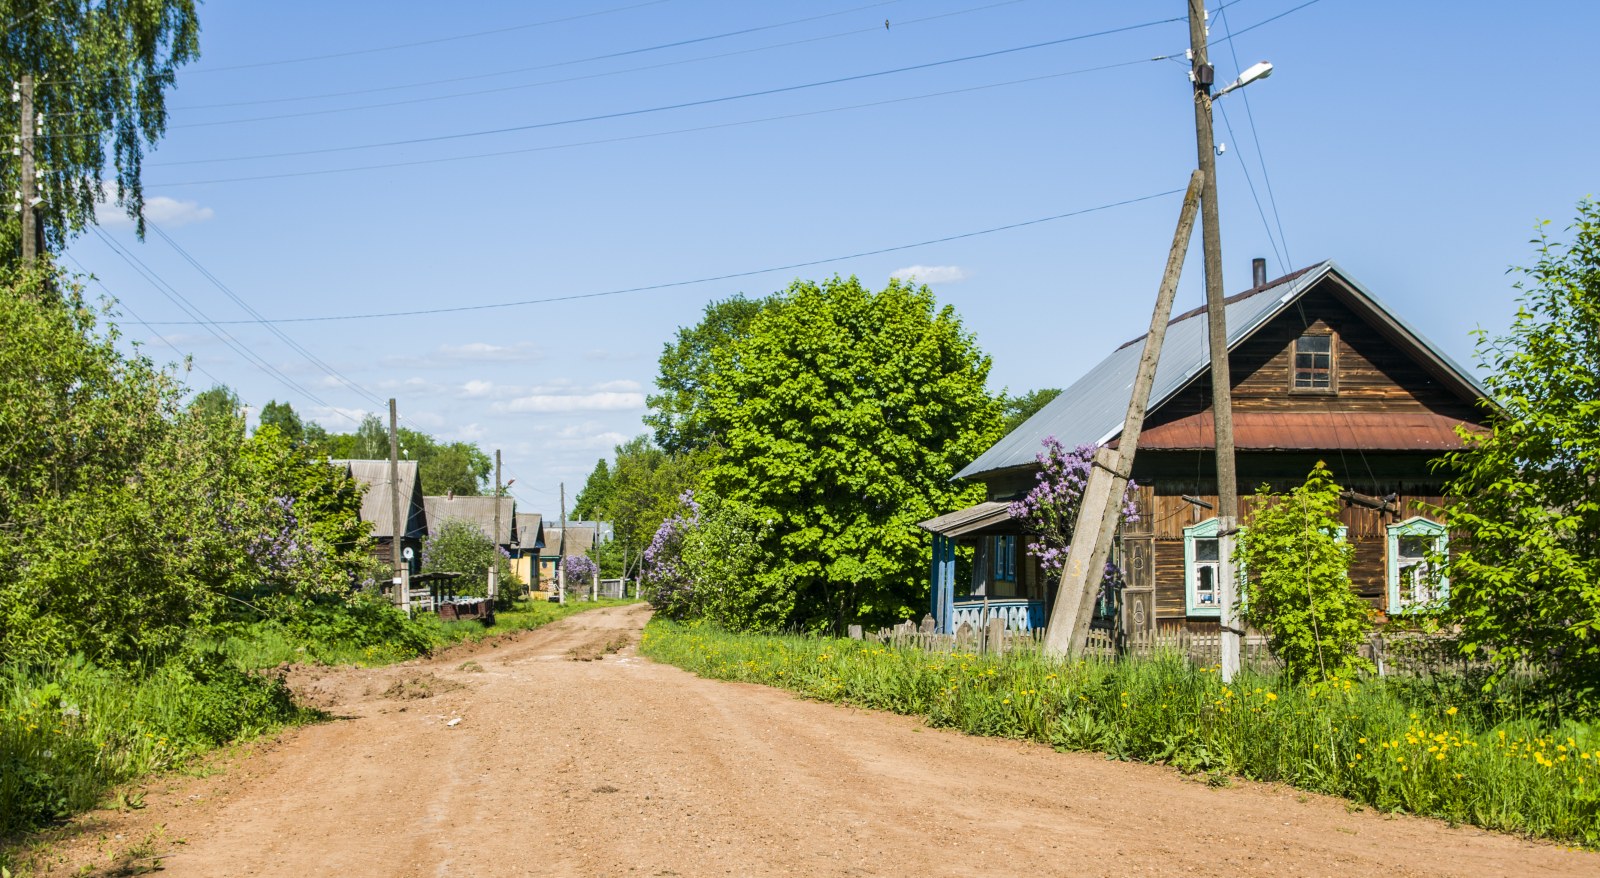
955;261;1489;481
515;513;544;549
332;459;426;540
917;501;1015;538
424;495;516;545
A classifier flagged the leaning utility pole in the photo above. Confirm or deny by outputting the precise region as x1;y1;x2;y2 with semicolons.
490;449;502;604
387;399;406;610
18;74;37;265
1188;0;1243;681
1041;170;1205;657
557;481;567;605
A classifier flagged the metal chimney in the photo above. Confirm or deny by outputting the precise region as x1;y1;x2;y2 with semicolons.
1251;257;1268;288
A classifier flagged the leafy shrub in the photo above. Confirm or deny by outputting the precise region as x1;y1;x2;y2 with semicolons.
1237;463;1373;681
643;620;1600;846
1441;198;1600;717
421;518;519;608
642;491;788;631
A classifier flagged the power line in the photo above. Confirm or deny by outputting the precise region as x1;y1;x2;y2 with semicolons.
86;225;361;424
1216;1;1292;268
137;186;1184;326
33;0;675;86
149;17;1185;168
1215;97;1285;273
164;0;1022;129
149;54;1169;188
1209;0;1325;45
62;251;226;388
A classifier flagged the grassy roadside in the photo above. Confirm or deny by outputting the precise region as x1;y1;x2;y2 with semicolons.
0;597;632;856
641;618;1600;848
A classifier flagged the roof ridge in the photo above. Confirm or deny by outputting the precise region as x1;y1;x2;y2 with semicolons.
1114;263;1321;352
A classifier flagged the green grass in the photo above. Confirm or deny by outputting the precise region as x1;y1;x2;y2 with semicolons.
0;597;633;848
641;618;1600;847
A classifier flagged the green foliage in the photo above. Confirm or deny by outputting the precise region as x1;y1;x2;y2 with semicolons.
573;458;613;520
312;415;491;496
702;276;1000;629
600;434;714;554
0;269;375;667
1237;463;1373;681
257;400;305;445
0;650;302;836
189;383;242;423
678;493;791;632
644;294;772;453
998;387;1062;436
420;519;518;608
1441;199;1600;716
0;0;201;256
643;620;1600;847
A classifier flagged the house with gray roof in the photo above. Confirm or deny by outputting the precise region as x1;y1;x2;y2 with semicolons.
333;459;428;573
423;495;517;550
920;260;1491;638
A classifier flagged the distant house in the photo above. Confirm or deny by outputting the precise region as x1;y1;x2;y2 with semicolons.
423;494;517;551
920;261;1492;638
512;513;546;592
537;520;610;584
334;459;428;574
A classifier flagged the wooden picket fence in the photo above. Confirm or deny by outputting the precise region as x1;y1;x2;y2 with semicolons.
849;616;1487;678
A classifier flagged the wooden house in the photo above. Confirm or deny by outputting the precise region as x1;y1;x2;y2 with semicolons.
920;261;1491;637
512;513;546;593
423;495;517;551
334;459;428;573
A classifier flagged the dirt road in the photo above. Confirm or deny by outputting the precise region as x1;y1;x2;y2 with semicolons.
39;604;1595;877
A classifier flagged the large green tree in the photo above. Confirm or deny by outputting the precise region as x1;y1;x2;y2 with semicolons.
602;434;712;555
258;399;305;445
573;457;612;520
644;294;771;453
1;0;201;257
703;276;1000;629
999;387;1061;436
1442;199;1600;714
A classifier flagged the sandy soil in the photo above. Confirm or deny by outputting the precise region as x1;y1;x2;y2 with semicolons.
24;603;1596;877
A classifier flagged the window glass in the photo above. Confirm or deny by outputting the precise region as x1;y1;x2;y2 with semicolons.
1193;537;1219;607
1294;334;1333;389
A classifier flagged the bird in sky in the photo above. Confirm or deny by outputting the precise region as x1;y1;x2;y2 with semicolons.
885;19;890;30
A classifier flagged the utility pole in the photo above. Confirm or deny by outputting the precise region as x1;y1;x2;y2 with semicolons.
490;449;502;605
1041;170;1205;657
17;74;37;265
1188;0;1242;681
558;482;567;605
387;398;406;611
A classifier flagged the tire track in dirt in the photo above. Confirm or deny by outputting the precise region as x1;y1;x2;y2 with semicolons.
35;603;1597;877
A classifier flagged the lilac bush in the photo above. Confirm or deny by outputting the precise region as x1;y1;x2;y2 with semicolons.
1008;437;1138;585
642;490;700;618
563;554;599;585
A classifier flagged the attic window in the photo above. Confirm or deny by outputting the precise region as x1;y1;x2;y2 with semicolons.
1292;333;1335;391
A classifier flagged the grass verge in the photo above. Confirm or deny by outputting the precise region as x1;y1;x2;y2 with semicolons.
0;597;633;855
641;618;1599;848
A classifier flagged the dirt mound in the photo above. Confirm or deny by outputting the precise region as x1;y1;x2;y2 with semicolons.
567;632;631;662
377;672;463;701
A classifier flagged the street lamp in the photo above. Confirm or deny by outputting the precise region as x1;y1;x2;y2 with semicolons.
1215;61;1274;98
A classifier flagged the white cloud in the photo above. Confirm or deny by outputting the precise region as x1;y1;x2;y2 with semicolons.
891;264;970;284
594;379;643;392
493;391;646;414
435;341;543;363
306;406;372;429
96;186;215;228
461;379;494;398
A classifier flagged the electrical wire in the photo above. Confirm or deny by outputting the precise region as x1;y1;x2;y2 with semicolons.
62;250;226;388
86;225;361;424
148;54;1169;188
34;0;675;86
149;17;1184;168
137;186;1185;327
1215;1;1292;269
165;0;1023;129
1215;96;1285;273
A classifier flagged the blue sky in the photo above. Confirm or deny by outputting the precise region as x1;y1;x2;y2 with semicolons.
65;0;1600;515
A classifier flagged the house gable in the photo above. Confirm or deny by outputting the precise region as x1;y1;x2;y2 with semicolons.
1134;274;1488;452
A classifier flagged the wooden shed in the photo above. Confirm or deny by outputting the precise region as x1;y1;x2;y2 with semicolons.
333;459;428;573
924;261;1491;637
